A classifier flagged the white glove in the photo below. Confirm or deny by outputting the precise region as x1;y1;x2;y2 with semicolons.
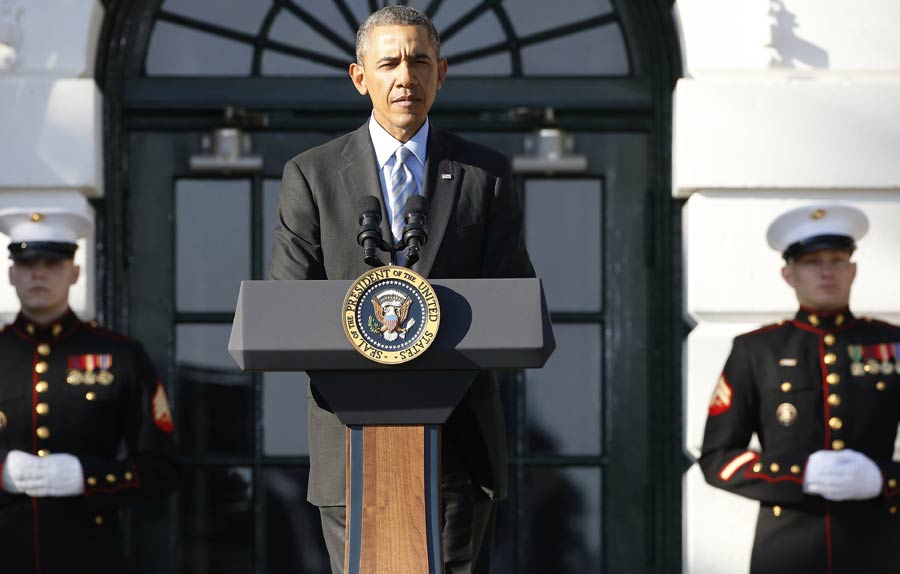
2;450;84;497
3;450;37;493
803;449;883;501
3;451;28;493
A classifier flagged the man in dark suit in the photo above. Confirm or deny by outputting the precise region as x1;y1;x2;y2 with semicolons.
267;5;533;574
699;204;900;573
0;202;179;573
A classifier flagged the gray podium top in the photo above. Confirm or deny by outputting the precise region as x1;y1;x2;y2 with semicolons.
228;278;554;372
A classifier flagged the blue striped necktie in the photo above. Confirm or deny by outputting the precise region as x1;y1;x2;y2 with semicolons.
389;145;418;243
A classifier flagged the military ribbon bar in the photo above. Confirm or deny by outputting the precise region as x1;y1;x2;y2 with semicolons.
97;354;112;370
878;344;895;375
848;345;865;377
67;354;113;372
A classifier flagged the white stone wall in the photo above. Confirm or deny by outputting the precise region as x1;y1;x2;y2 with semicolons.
6;0;900;569
0;0;105;320
676;1;900;572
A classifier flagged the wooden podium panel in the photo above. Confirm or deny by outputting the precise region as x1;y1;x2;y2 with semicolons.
346;425;443;574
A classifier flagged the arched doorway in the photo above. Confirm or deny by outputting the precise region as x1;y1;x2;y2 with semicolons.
96;1;682;572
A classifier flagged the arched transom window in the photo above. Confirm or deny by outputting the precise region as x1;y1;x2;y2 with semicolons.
146;0;629;77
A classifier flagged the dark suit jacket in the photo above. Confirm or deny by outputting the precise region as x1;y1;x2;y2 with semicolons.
268;122;534;506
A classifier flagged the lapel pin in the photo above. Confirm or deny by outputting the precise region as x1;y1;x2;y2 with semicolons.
441;173;452;180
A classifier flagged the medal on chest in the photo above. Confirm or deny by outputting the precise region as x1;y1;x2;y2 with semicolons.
848;345;865;377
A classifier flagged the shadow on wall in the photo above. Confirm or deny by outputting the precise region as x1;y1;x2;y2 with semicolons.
767;0;830;69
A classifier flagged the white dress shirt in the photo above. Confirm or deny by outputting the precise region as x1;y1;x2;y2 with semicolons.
368;115;429;255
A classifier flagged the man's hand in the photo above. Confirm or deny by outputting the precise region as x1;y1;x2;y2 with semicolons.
803;449;883;501
2;450;84;497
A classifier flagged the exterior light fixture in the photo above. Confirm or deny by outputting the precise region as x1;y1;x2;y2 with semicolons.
512;108;588;175
189;107;264;174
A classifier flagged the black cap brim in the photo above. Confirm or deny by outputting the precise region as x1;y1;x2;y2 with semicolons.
9;241;78;262
783;234;856;261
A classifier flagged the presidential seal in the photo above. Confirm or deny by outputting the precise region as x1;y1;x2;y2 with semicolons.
342;266;440;364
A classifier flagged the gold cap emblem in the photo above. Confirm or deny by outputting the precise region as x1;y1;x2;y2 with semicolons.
30;212;45;222
811;209;826;220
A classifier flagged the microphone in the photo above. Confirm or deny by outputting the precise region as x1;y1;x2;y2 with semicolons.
357;195;385;267
401;194;428;268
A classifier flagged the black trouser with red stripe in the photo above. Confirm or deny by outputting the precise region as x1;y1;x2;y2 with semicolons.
750;499;900;574
0;497;125;574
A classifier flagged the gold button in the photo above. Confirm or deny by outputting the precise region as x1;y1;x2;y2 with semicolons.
773;505;782;517
37;449;49;457
823;334;836;346
35;403;49;415
791;465;801;475
36;343;50;356
835;314;845;326
826;373;840;385
827;394;841;407
51;324;62;337
35;361;49;374
753;463;763;472
809;314;819;326
832;439;846;450
124;471;133;481
824;353;837;365
36;426;50;439
0;411;6;430
891;507;898;515
828;417;843;430
889;479;898;489
781;382;793;392
87;477;97;486
85;392;96;401
877;381;887;391
35;381;48;393
94;515;103;525
770;463;780;473
105;473;116;483
26;324;35;335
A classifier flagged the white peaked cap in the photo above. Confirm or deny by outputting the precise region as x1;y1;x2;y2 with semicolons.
0;192;93;259
766;204;868;259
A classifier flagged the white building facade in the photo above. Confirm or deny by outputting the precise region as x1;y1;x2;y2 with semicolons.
677;0;900;572
2;0;899;572
0;0;103;321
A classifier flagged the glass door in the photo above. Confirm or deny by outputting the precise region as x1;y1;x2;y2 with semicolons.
126;124;651;573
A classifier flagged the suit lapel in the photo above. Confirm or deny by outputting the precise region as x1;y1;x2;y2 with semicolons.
338;124;393;248
417;127;460;277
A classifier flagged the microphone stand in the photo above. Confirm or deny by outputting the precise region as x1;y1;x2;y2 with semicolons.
358;198;428;269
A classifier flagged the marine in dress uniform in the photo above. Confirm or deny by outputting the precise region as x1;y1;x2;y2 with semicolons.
0;206;178;573
699;205;900;573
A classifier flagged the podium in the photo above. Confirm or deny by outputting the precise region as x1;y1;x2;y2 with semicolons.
228;277;554;574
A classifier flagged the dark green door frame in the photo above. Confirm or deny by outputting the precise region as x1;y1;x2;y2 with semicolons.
96;1;684;572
